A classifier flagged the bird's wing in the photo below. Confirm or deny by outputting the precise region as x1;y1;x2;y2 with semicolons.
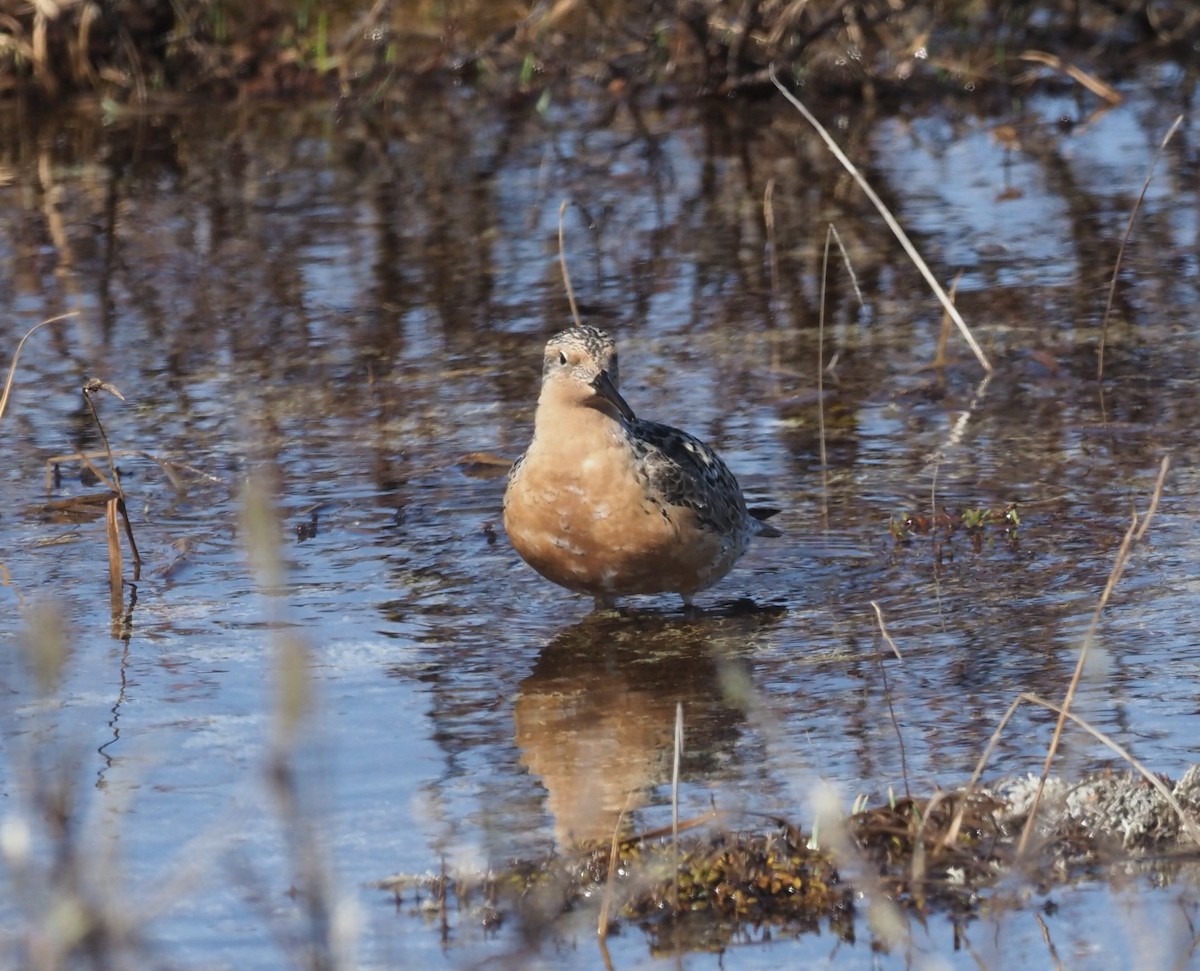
625;418;748;534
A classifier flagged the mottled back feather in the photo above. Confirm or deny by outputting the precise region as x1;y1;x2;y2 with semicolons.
624;417;749;535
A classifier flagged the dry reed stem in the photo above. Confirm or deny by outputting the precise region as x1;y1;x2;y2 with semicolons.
44;450;220;493
945;666;1200;854
941;695;1024;848
82;380;125;497
909;788;957;905
816;222;860;527
82;379;143;578
869;600;902;661
671;701;683;913
242;474;350;969
923;370;994;476
615;809;719;845
1021;692;1200;846
1034;911;1066;970
1018;51;1122;104
0;312;79;423
810;780;910;951
1098;114;1183;379
815;222;862;476
105;496;122;609
827;223;864;309
818;226;831;470
1134;467;1167;540
82;379;142;579
597;934;616;971
558;199;583;330
597;793;633;940
115;498;141;581
932;272;962;369
770;66;992;374
1016;455;1171;857
870;600;909;799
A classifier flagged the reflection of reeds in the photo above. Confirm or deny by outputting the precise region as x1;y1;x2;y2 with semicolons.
1097;114;1184;379
4;603;147;969
1;474;357;969
773;66;992;374
2;321;352;962
242;472;355;971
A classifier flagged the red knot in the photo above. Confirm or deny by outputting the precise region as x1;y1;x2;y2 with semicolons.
503;325;779;608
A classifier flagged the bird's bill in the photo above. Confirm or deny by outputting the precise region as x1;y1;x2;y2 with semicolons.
590;369;636;421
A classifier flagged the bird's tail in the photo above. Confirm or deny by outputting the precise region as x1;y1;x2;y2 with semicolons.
748;506;782;538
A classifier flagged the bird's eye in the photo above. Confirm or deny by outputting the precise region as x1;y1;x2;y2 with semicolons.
558;351;568;366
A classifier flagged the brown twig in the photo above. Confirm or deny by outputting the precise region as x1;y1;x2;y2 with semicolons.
82;378;142;579
1018;50;1122;104
1034;910;1067;971
82;379;126;497
45;449;220;494
106;497;123;611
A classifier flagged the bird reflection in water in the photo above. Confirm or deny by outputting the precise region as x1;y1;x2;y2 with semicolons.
513;605;783;847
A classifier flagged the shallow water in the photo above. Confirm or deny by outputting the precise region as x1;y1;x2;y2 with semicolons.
1;60;1200;970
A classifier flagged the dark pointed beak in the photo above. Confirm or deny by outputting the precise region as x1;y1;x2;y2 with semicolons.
590;369;636;422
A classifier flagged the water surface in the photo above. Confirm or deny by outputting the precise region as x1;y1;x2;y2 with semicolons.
1;66;1199;969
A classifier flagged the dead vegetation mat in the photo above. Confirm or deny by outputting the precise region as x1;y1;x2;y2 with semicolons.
377;766;1200;944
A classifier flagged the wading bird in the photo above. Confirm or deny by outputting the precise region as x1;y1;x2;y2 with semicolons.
504;325;779;608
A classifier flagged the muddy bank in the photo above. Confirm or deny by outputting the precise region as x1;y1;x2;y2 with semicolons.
3;1;1196;102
